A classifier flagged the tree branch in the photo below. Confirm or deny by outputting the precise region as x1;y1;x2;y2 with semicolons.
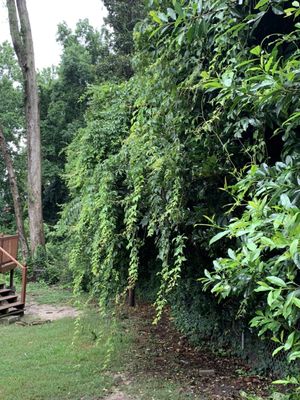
16;0;36;71
6;0;26;71
0;126;29;260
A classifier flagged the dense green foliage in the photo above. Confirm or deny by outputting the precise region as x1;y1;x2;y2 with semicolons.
203;156;300;380
40;20;114;223
57;82;133;293
1;0;300;391
40;1;145;224
56;0;300;390
103;0;146;77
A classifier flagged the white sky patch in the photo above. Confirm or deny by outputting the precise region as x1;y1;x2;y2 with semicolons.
0;0;107;70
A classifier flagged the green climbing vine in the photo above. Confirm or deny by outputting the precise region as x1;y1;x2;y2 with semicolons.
57;0;300;389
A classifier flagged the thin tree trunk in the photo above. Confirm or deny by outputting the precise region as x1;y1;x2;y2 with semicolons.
128;287;135;307
0;127;29;260
7;0;44;254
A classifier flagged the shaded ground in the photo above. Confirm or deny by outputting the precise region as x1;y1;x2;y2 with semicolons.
13;285;272;399
116;304;271;400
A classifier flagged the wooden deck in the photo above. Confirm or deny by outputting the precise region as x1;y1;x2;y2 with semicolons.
0;234;27;318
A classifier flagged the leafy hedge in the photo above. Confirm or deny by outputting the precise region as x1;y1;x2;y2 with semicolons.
59;0;300;387
203;157;300;382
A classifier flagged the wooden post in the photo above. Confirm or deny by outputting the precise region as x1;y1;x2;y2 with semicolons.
9;269;14;289
128;287;135;307
21;266;27;304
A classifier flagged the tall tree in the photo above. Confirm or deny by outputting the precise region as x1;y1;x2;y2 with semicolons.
103;0;146;77
0;127;28;258
0;41;27;256
7;0;44;253
103;0;145;54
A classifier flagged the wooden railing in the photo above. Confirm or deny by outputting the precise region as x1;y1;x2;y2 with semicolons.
0;234;27;304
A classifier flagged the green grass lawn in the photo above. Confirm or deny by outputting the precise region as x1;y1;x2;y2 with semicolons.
0;284;199;400
0;282;127;400
25;281;76;305
3;284;274;400
0;312;127;400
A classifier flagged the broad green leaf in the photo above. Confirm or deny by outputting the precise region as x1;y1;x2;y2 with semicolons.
255;0;269;9
204;269;212;279
209;230;230;245
187;25;195;43
228;248;236;259
167;8;177;20
273;379;290;385
256;281;272;289
288;351;300;362
254;281;273;292
221;71;234;87
149;10;163;24
266;276;287;287
177;31;185;45
290;239;298;257
203;80;223;89
284;332;295;350
264;56;273;72
271;336;281;343
157;12;168;22
255;285;271;292
273;289;282;301
261;237;275;247
293;297;300;308
293;253;300;268
272;345;284;356
272;5;284;15
173;0;183;17
267;290;274;306
247;240;257;252
280;193;292;208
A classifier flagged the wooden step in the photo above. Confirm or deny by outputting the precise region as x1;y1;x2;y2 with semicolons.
0;301;24;312
0;288;13;296
0;283;5;290
3;309;24;317
0;295;18;303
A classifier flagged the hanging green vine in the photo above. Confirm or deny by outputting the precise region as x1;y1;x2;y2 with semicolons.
58;0;300;387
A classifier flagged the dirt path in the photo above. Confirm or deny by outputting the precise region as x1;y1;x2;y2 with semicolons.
24;301;80;321
105;393;131;400
113;305;271;400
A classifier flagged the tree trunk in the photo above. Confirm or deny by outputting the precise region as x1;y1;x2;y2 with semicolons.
0;127;29;260
7;0;45;254
128;287;135;307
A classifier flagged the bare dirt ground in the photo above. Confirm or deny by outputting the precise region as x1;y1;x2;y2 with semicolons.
120;304;271;400
105;392;131;400
24;301;80;321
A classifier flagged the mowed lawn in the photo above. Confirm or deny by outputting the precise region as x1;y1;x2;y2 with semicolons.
1;284;248;400
0;284;201;400
0;286;130;400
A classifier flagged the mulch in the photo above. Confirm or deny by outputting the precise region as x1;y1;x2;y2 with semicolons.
122;304;271;399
